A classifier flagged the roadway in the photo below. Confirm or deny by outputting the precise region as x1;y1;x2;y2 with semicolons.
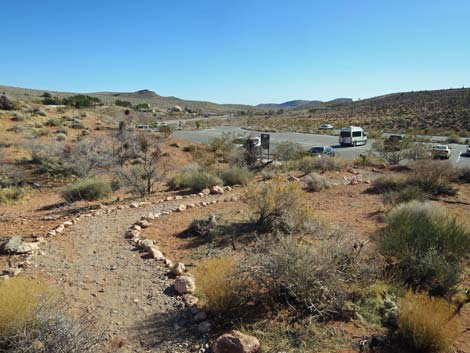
173;126;470;168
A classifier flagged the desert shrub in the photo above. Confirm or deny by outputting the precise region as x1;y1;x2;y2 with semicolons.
274;141;304;161
255;235;376;319
168;165;222;192
45;118;60;127
11;112;26;122
0;277;102;352
446;133;461;144
207;133;234;157
29;141;74;177
0;94;14;110
61;177;111;202
354;153;385;167
370;175;403;193
298;156;347;174
456;166;470;183
379;201;470;296
260;168;278;180
244;177;313;234
407;160;456;196
64;95;100;108
398;291;459;353
304;173;330;192
0;187;24;204
55;132;67;141
70;121;85;129
228;147;258;169
194;256;241;312
158;125;173;138
383;185;425;205
218;166;253;186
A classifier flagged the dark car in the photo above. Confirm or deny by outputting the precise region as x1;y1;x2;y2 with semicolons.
307;146;336;157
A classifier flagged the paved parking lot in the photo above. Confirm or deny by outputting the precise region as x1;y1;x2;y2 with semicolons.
174;126;470;168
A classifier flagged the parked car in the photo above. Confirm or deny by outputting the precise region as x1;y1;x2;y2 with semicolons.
319;123;334;130
431;145;452;159
339;126;367;147
307;146;336;157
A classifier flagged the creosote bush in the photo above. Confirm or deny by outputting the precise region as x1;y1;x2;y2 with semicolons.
304;173;330;192
218;166;253;186
194;256;241;312
398;291;459;353
62;177;112;202
245;177;313;234
379;201;470;296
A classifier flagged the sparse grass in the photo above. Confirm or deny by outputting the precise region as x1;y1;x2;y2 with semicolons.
407;160;456;196
62;177;112;202
383;185;425;205
298;156;348;174
456;166;470;183
398;291;459;353
369;175;403;194
193;256;240;312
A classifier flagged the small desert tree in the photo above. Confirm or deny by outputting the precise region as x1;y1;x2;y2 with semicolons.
113;132;168;196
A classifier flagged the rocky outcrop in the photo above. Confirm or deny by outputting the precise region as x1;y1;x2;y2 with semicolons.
212;331;260;353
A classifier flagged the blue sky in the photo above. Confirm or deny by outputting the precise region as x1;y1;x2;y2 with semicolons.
1;0;469;104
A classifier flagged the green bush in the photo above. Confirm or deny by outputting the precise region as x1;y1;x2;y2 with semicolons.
274;141;304;161
384;185;425;205
64;95;100;108
62;178;111;202
379;201;470;296
168;165;222;192
218;166;253;186
0;187;24;204
370;175;403;193
304;173;330;192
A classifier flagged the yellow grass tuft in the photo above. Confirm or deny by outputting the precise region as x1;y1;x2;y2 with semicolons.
398;291;460;353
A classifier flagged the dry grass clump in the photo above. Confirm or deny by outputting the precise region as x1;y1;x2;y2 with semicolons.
194;256;240;312
168;164;222;192
304;173;330;192
244;177;313;234
0;277;102;352
398;291;459;353
298;156;348;174
218;166;253;186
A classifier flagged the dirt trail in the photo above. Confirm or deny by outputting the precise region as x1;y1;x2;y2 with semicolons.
26;201;207;353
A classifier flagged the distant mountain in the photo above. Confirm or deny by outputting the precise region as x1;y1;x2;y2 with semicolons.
257;98;352;110
0;85;256;114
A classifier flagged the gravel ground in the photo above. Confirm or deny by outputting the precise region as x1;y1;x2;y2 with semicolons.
26;200;212;353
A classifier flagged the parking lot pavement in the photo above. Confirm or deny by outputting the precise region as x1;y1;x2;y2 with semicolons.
174;126;469;167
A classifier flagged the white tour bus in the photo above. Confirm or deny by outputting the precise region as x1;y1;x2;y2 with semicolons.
339;126;367;147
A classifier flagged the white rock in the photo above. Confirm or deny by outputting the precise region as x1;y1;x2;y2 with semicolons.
174;276;195;294
172;262;186;276
176;204;187;212
210;185;224;195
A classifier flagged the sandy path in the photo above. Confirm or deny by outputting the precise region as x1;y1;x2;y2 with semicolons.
27;201;207;353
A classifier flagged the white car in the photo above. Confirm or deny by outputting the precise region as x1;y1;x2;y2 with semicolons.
319;124;334;130
431;145;451;159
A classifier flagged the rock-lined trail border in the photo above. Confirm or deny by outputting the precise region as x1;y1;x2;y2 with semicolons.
1;187;238;353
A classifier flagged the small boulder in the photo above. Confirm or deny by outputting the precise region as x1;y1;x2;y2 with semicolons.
176;204;186;212
137;220;151;228
212;331;260;353
201;188;211;195
210;185;224;195
140;239;155;251
0;236;23;254
174;276;195;294
148;246;165;260
172;262;186;276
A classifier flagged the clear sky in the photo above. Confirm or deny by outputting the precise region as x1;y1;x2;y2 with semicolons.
1;0;469;105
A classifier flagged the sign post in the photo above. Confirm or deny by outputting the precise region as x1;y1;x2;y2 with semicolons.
261;133;270;161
